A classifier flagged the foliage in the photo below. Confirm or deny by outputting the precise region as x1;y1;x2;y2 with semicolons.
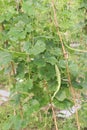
0;0;87;130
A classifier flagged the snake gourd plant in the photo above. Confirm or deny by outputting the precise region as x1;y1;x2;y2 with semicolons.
63;42;87;53
52;64;61;101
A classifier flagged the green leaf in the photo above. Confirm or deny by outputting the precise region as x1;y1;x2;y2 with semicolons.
38;64;55;80
45;56;57;65
15;21;25;30
22;1;35;16
24;99;40;117
16;60;25;78
23;42;32;52
4;115;23;130
0;14;5;23
0;51;12;66
26;79;33;90
12;93;21;105
29;40;46;55
81;82;87;89
56;90;67;101
54;99;73;109
49;48;62;56
59;60;66;68
69;62;79;77
8;27;26;41
33;58;46;67
15;79;33;92
25;24;33;33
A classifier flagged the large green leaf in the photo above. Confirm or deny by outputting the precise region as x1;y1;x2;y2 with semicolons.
33;58;46;67
8;27;26;41
0;51;12;66
69;61;79;77
22;1;36;16
29;40;46;55
38;64;55;80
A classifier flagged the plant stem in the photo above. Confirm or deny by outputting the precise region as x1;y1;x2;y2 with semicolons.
50;100;59;130
51;0;80;130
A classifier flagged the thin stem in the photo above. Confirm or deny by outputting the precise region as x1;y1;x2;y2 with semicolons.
51;0;80;130
50;101;59;130
0;46;28;56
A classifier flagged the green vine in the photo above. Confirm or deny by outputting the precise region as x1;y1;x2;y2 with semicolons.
0;46;28;56
64;42;87;53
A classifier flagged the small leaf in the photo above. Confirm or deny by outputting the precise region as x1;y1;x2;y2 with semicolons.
45;56;57;65
50;48;62;56
27;79;33;90
23;42;32;52
25;24;33;33
15;79;33;92
56;90;67;101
